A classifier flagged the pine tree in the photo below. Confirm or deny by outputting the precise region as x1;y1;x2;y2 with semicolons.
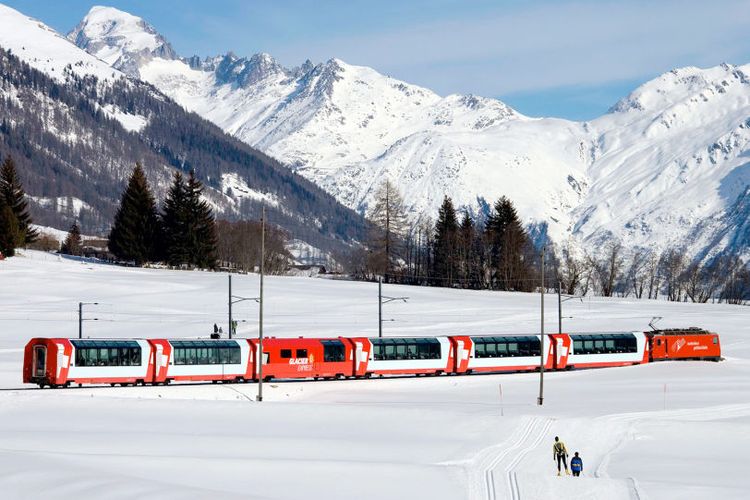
61;221;83;256
0;155;37;245
161;171;191;267
0;197;20;257
433;196;459;285
457;210;481;288
185;170;217;269
108;164;161;265
485;196;531;290
368;180;408;277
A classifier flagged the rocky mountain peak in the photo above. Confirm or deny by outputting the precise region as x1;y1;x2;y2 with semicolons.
67;5;177;77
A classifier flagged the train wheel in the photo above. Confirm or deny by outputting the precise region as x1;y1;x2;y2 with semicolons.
38;383;45;389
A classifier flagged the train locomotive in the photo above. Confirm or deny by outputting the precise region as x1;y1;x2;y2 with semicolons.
23;328;721;388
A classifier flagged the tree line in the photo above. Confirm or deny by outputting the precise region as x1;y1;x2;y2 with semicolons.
105;164;290;272
346;181;750;304
348;180;538;291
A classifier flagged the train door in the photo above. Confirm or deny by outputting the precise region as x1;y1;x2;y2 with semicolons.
33;345;46;378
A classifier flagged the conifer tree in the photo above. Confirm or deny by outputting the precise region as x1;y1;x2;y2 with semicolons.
457;210;480;287
485;196;531;290
185;170;217;269
108;163;161;265
0;155;37;245
161;171;191;267
432;196;459;285
61;221;83;256
0;197;20;257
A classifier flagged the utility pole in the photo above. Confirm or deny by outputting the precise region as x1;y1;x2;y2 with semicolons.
229;274;258;340
78;302;98;339
558;280;562;335
558;280;583;334
378;277;408;338
257;205;265;402
538;246;545;406
228;274;232;338
378;277;383;338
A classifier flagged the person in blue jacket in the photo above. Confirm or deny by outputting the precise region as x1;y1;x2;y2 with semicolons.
570;452;583;476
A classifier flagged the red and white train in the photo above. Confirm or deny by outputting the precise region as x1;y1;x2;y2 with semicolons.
23;328;721;388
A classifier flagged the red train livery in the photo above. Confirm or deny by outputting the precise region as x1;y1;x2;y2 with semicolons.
23;328;721;388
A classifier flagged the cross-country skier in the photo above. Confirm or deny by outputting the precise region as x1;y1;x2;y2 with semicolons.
570;452;583;476
552;436;570;475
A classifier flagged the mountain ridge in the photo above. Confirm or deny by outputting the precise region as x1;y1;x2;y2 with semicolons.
5;2;750;261
0;3;369;258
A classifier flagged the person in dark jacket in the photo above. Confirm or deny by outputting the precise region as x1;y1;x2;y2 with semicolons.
570;452;583;476
552;436;569;475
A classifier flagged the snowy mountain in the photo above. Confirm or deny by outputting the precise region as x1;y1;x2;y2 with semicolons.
0;3;368;254
65;6;750;259
0;2;743;260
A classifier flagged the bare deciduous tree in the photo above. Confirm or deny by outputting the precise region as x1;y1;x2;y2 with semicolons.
367;180;408;277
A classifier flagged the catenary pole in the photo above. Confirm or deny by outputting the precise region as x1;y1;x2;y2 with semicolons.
558;280;562;334
378;277;383;338
78;302;98;339
257;205;265;402
228;274;232;339
538;246;545;406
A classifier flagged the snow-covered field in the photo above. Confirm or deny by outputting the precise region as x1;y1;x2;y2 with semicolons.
1;250;748;499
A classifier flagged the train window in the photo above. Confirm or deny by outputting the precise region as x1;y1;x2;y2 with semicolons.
296;349;308;358
72;340;142;367
280;349;292;359
713;337;718;345
573;340;583;354
395;343;406;359
385;343;396;358
171;340;241;365
507;343;519;355
571;334;637;355
474;343;485;357
485;343;497;356
323;341;345;362
370;338;441;360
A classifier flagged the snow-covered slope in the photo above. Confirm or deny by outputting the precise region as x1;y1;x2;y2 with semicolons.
58;6;750;258
0;3;369;253
0;3;121;82
1;251;749;499
581;64;750;258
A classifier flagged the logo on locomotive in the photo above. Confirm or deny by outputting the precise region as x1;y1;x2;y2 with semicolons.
672;338;686;352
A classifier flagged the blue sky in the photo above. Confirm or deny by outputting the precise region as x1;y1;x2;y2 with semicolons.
4;0;750;120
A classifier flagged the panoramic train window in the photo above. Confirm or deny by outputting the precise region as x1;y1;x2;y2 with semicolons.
370;338;441;360
470;336;541;358
72;340;142;367
570;334;637;355
171;340;241;365
322;340;345;362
